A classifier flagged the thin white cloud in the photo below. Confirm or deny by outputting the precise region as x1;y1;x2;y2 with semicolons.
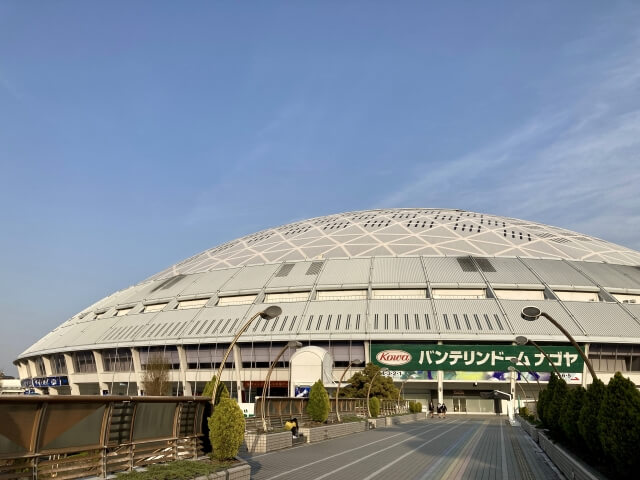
380;29;640;251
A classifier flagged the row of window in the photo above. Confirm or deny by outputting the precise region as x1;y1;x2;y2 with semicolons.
91;289;640;319
22;341;640;378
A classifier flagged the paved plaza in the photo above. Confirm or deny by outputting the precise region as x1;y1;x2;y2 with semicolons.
242;416;561;480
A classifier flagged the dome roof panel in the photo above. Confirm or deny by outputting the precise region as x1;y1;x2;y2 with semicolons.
135;208;639;279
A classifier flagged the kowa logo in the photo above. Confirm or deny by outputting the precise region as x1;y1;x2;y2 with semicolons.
376;350;412;366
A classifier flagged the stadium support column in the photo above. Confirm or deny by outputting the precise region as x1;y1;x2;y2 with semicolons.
437;340;443;405
176;346;192;396
582;343;590;387
42;356;58;395
233;345;243;402
93;350;110;395
130;348;144;395
64;353;80;395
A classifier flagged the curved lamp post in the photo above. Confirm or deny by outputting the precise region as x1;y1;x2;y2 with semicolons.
261;340;302;432
366;367;388;417
508;365;537;414
515;335;562;378
509;356;541;397
212;305;282;405
335;358;363;423
520;306;598;381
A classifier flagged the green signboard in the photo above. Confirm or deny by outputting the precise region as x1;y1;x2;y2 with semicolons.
371;344;584;373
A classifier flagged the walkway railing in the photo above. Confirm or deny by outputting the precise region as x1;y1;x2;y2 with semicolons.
0;395;208;479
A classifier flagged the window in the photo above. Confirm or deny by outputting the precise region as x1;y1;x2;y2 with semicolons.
94;310;108;319
371;289;427;300
114;307;133;317
494;290;545;301
264;291;310;303
432;289;486;299
101;349;133;372
50;354;67;375
612;293;640;304
34;357;46;377
143;302;168;313
316;290;367;301
555;291;599;302
73;351;97;373
217;295;256;306
176;298;210;309
140;347;180;370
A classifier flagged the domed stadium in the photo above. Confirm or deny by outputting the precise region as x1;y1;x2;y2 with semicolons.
15;209;640;412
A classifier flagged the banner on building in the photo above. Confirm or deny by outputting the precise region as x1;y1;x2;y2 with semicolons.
372;344;584;373
381;369;582;383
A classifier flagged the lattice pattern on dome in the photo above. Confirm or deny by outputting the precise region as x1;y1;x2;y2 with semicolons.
147;209;640;281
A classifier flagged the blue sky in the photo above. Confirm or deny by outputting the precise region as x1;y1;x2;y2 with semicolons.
1;1;639;374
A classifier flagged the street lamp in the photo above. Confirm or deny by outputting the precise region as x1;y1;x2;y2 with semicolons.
508;364;537;414
509;356;541;397
520;306;598;381
366;367;389;417
212;305;282;405
261;340;302;432
335;358;363;423
515;335;562;377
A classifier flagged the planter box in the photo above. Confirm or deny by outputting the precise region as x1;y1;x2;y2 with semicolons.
242;431;292;453
299;421;366;443
386;413;426;426
537;432;604;480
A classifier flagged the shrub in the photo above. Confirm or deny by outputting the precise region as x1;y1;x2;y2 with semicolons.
209;397;245;461
578;378;606;459
202;375;229;405
115;459;231;480
546;376;568;438
597;373;640;479
307;380;330;422
414;401;423;413
369;396;381;417
408;401;415;413
408;401;422;413
559;386;586;449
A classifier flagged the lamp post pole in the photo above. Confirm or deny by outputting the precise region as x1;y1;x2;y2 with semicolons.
212;305;282;405
508;365;536;413
509;356;541;398
260;340;302;432
516;335;562;378
335;359;362;423
521;306;598;381
366;367;388;418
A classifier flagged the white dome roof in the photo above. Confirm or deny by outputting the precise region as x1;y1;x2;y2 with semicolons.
149;208;640;281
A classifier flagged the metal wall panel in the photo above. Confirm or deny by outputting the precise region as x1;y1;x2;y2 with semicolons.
563;302;640;337
368;300;435;333
316;258;371;286
498;299;584;337
433;299;508;334
266;261;319;289
422;257;485;285
371;257;427;286
177;269;238;296
301;300;368;334
521;258;595;288
220;264;280;292
567;261;640;290
482;258;540;285
143;273;204;301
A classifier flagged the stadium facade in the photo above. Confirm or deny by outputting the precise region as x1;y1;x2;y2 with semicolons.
15;209;640;412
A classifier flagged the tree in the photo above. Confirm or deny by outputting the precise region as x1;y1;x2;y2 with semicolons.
340;363;399;400
307;379;330;422
209;397;245;460
141;354;171;396
369;397;380;417
559;386;586;449
545;375;568;438
597;373;640;478
578;378;606;459
202;375;229;405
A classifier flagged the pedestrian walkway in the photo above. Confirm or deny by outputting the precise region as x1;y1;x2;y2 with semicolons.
242;416;561;480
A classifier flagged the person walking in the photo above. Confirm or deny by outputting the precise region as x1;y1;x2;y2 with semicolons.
442;403;447;418
428;400;435;419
